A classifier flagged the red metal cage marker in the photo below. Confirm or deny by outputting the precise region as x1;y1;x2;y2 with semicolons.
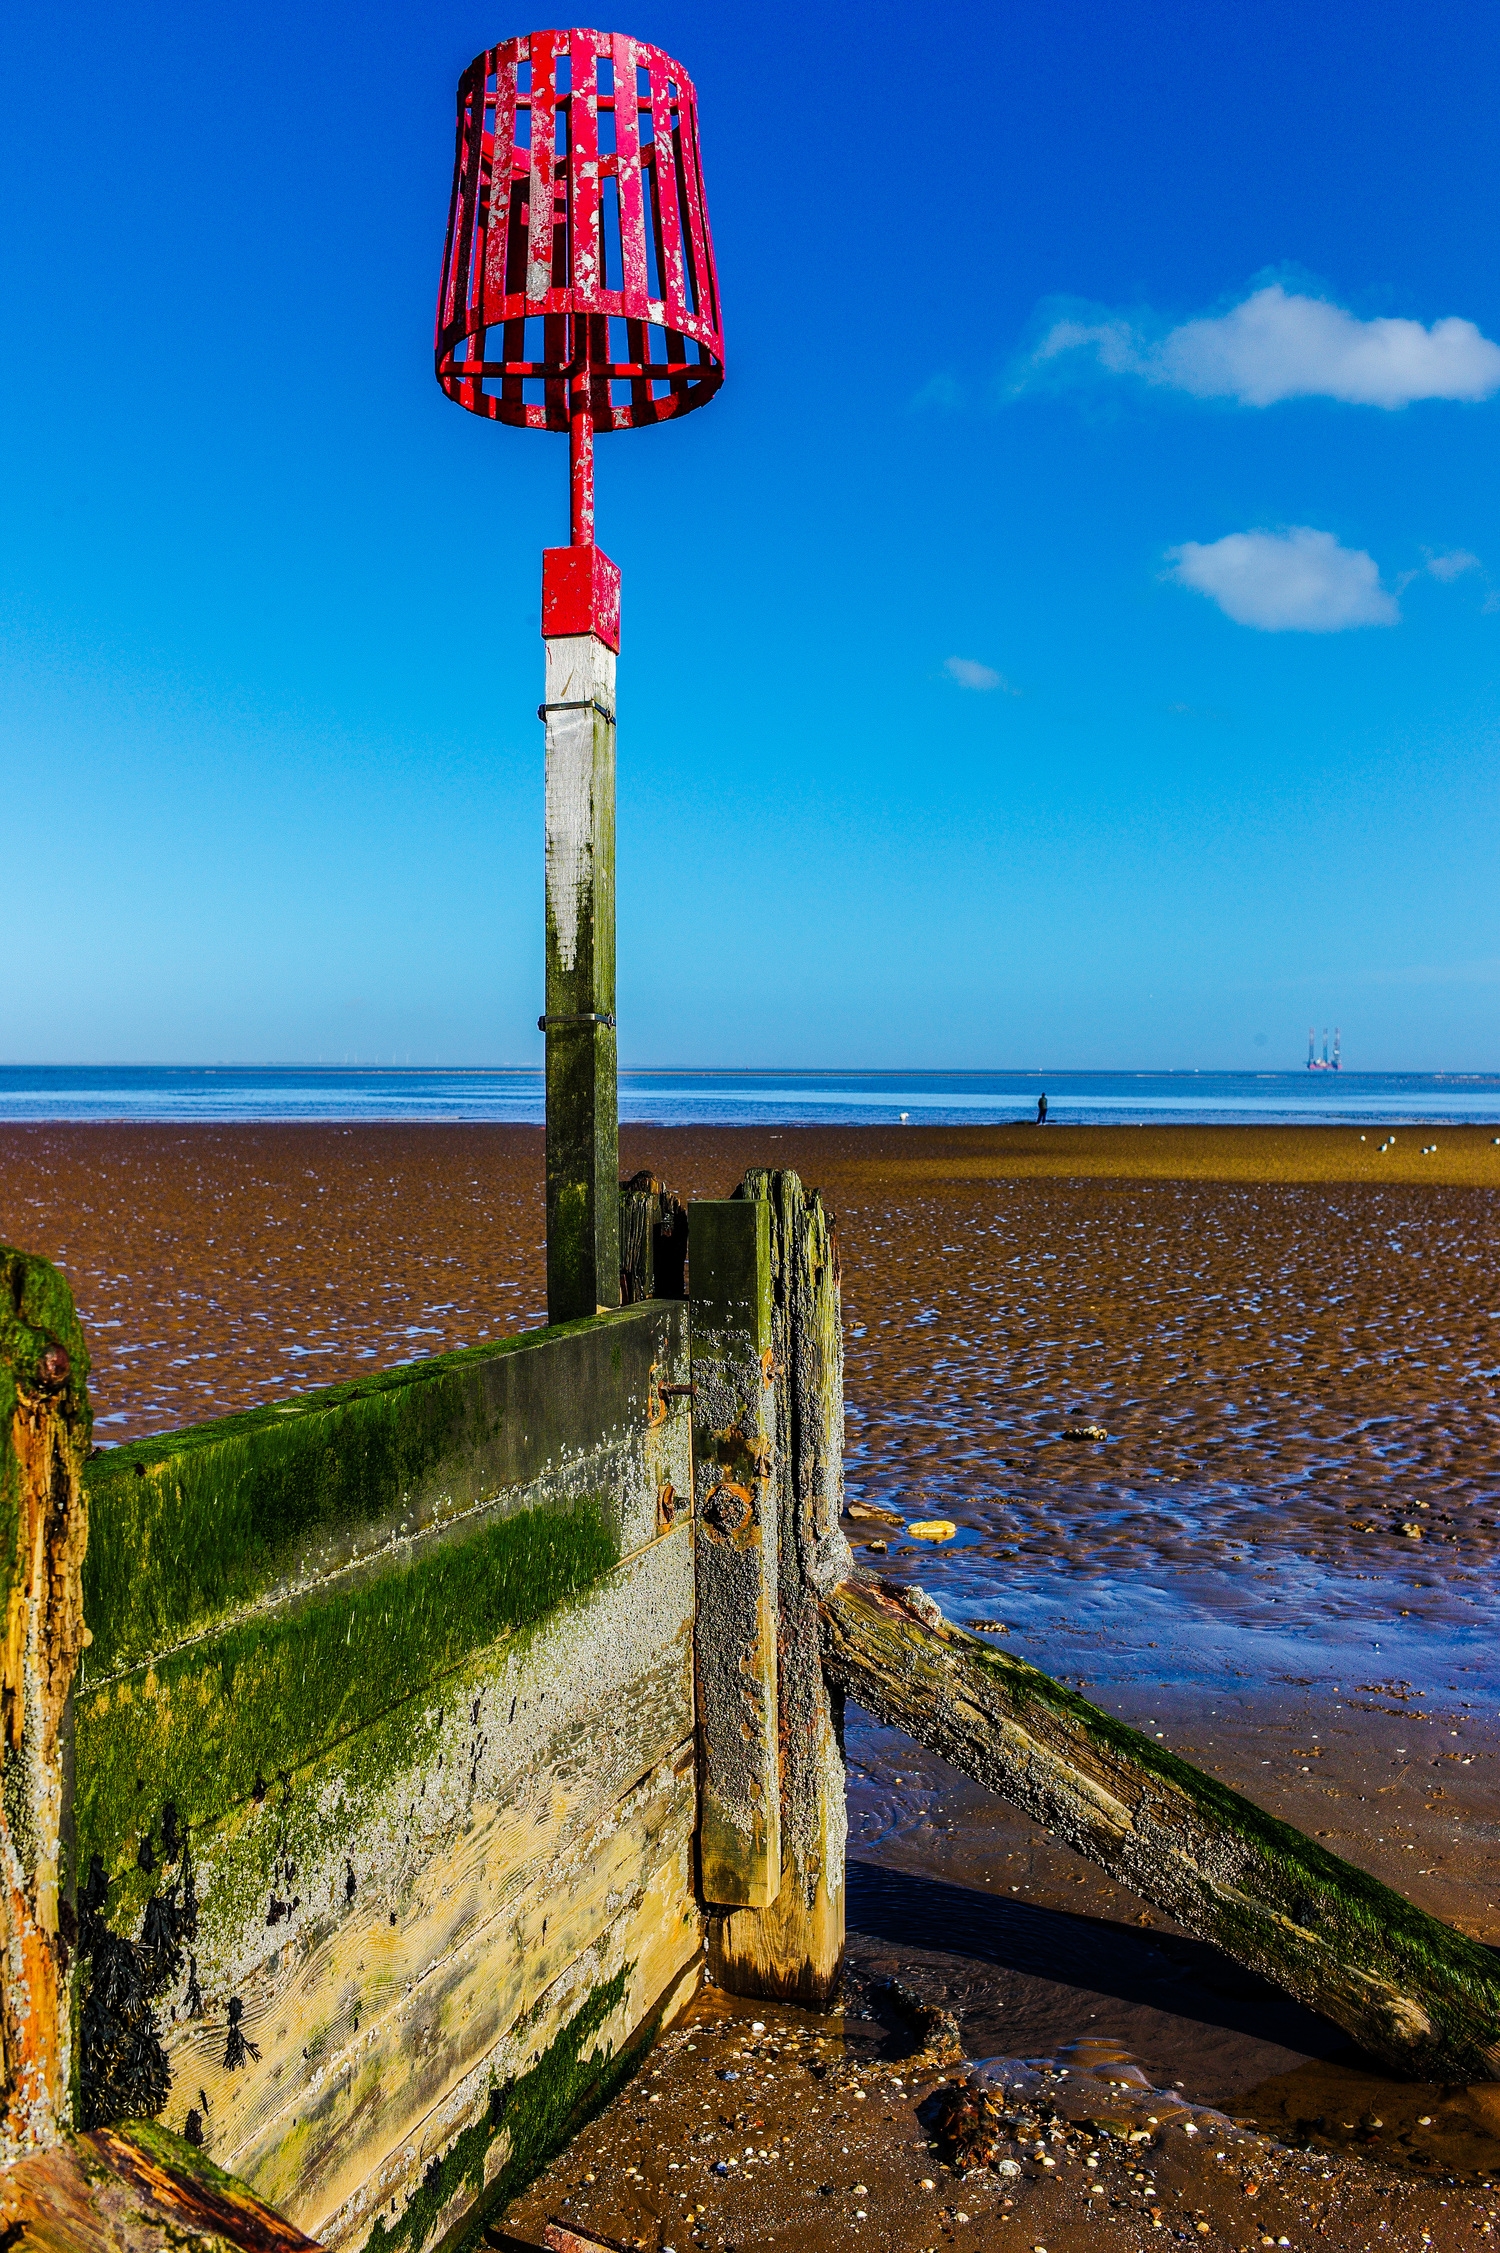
435;27;724;547
434;28;723;1325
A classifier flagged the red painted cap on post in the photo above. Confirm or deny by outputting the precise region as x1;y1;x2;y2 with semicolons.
542;543;621;648
435;29;724;432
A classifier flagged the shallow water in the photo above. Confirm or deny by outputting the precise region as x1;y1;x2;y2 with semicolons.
4;1061;1500;1126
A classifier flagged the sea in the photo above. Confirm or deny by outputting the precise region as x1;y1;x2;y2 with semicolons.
1;1063;1497;1126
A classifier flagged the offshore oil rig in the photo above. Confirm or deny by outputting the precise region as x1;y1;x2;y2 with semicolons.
1307;1025;1342;1070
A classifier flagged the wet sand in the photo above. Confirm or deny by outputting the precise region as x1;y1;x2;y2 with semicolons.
500;1983;1498;2253
4;1120;1500;2246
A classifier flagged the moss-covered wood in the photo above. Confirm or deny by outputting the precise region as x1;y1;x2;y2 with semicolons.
74;1499;619;1876
70;1295;699;2251
689;1199;780;1907
821;1572;1500;2083
0;2119;322;2253
83;1304;686;1679
704;1173;851;2007
0;1244;91;2161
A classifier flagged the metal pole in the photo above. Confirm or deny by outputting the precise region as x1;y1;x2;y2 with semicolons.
569;370;595;547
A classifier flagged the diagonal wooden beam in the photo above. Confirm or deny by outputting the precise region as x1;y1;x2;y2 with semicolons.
819;1571;1500;2084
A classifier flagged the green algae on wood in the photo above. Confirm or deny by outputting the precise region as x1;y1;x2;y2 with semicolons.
162;1582;696;2240
0;1242;91;1447
689;1198;781;1908
83;1305;679;1678
365;1967;633;2253
0;1244;92;2160
75;1498;619;1882
2;2119;322;2253
704;1173;851;2008
821;1571;1500;2083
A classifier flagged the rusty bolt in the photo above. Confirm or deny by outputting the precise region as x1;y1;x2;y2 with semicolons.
702;1483;754;1537
37;1342;71;1391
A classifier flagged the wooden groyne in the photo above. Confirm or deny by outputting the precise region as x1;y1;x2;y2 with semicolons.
75;1293;700;2249
5;1165;1500;2253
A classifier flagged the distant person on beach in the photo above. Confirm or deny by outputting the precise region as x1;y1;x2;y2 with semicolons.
1037;1093;1048;1124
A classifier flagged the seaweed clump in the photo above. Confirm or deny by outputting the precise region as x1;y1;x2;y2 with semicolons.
77;1836;199;2128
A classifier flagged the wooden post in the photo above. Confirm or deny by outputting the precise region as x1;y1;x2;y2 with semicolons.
703;1172;852;2007
690;1201;781;1908
542;610;619;1325
821;1573;1500;2084
619;1173;689;1307
0;1245;91;2159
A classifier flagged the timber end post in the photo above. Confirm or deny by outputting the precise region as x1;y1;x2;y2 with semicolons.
699;1172;852;2007
0;1245;91;2160
689;1201;780;1908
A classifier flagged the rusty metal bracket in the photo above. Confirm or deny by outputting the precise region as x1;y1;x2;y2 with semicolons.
537;1012;616;1030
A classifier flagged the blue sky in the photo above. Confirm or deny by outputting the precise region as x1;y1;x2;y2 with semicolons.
3;0;1497;1070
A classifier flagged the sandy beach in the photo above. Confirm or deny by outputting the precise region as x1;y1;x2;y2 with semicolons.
4;1119;1500;2248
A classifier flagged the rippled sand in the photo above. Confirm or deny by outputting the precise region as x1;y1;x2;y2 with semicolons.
6;1120;1500;2235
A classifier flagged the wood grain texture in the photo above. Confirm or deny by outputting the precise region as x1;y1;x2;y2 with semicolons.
0;2121;323;2253
544;632;619;1323
821;1572;1500;2083
705;1173;851;2007
0;1245;91;2160
145;1530;700;2247
689;1199;780;1908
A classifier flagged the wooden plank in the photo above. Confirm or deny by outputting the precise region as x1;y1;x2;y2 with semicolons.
543;631;619;1324
80;1526;699;2249
0;2121;323;2253
72;1293;702;2243
821;1572;1500;2084
689;1200;780;1908
231;1746;697;2245
82;1302;690;1682
703;1174;851;2007
0;1244;91;2160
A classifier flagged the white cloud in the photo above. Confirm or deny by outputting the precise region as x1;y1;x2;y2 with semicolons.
1033;284;1500;408
1423;548;1481;582
1165;528;1400;632
943;655;1014;691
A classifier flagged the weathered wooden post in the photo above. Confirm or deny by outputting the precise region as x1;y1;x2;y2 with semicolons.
540;546;620;1319
435;27;725;1322
820;1576;1500;2083
619;1172;688;1305
693;1173;852;2006
0;1245;90;2160
689;1199;781;1908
